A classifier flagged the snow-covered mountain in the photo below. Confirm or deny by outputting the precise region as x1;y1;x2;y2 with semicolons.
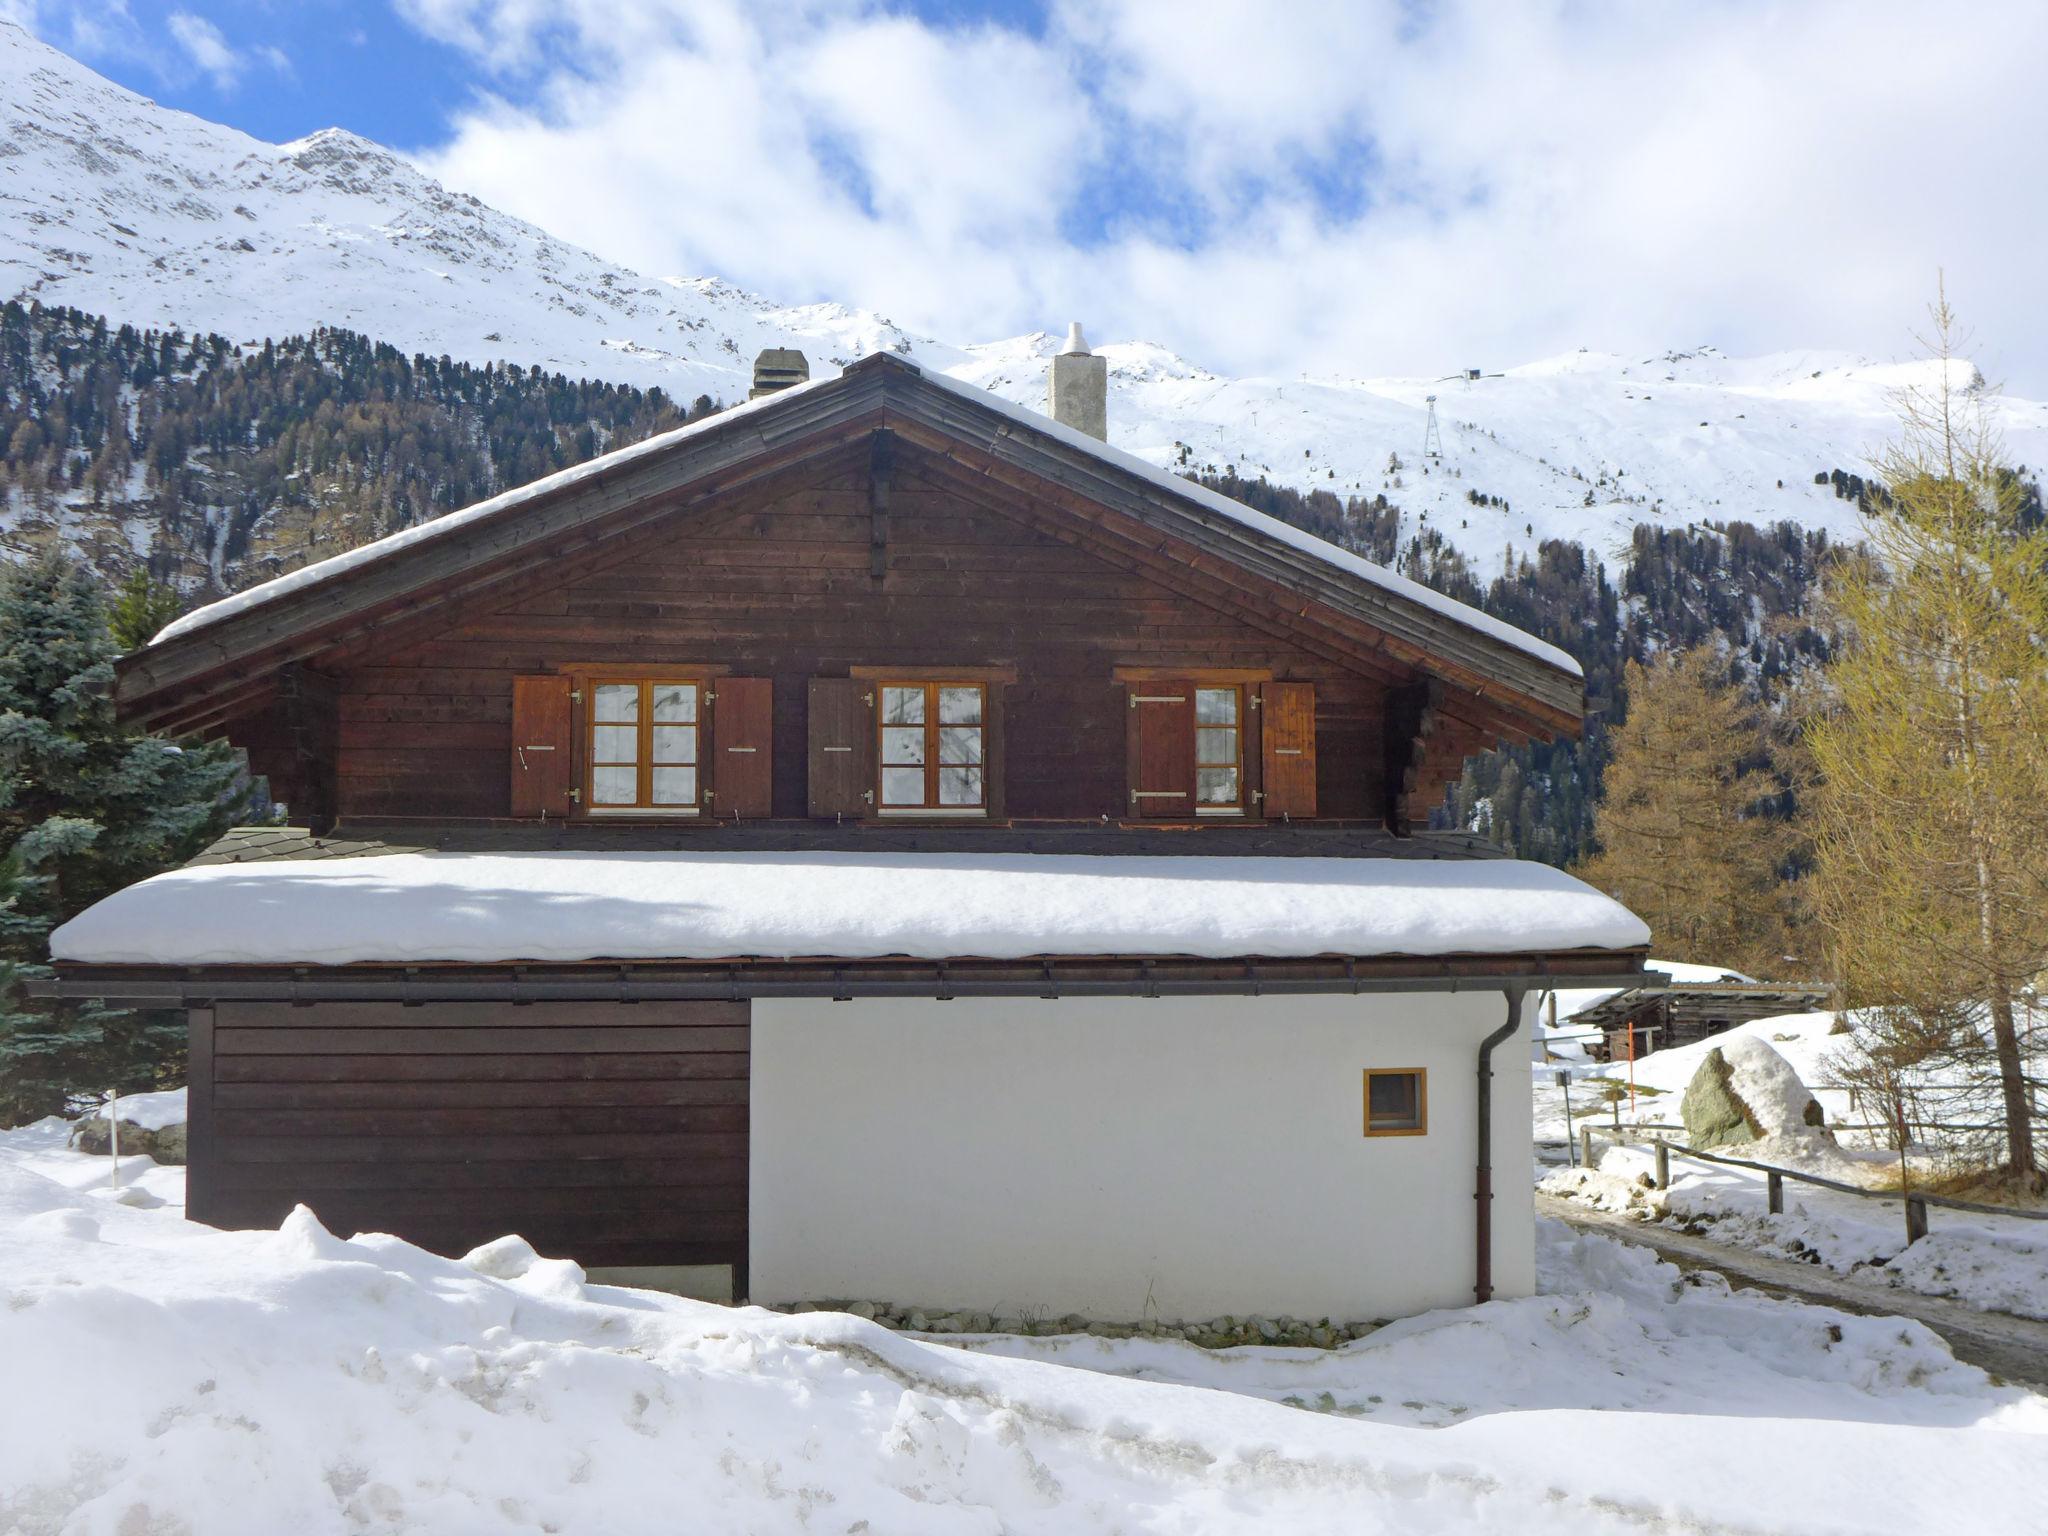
6;19;2046;575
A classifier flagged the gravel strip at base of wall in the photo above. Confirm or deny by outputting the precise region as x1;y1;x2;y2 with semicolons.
763;1300;1388;1350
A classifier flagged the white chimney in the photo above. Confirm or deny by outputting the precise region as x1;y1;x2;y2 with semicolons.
1047;321;1108;440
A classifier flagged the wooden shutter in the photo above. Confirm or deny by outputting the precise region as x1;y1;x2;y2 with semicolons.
509;675;574;818
807;677;874;817
1259;681;1317;819
712;677;773;818
1126;681;1195;819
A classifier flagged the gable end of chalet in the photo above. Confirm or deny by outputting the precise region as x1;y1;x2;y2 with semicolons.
114;352;1584;837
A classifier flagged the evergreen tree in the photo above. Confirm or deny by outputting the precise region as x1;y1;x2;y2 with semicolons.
1808;294;2048;1184
1571;648;1803;977
0;550;248;1122
107;568;184;652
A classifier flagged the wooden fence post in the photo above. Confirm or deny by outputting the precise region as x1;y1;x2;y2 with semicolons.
1580;1123;1595;1170
1654;1140;1670;1190
1905;1195;1928;1245
1767;1170;1783;1215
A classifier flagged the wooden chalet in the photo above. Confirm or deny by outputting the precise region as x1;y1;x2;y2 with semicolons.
40;339;1652;1326
1571;980;1835;1061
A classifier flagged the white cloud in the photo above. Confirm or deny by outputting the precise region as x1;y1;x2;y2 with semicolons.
403;0;2048;391
166;10;240;89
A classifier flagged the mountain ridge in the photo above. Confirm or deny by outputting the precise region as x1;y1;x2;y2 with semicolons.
5;18;2046;585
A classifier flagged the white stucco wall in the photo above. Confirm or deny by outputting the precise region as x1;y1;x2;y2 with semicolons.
749;990;1535;1322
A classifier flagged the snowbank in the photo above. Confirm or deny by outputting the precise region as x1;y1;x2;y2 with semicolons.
50;851;1651;966
92;1087;188;1131
1;1122;2042;1534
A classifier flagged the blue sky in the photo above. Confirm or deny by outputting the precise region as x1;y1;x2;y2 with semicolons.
12;1;2048;388
28;2;1054;150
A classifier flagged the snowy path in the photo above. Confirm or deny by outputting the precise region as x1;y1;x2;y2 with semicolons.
1538;1193;2048;1389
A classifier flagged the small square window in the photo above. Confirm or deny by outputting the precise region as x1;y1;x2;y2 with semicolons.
1364;1069;1427;1136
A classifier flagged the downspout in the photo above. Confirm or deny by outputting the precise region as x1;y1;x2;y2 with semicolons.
1474;985;1527;1304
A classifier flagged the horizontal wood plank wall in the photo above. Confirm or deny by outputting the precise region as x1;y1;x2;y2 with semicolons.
199;1000;750;1268
331;449;1389;821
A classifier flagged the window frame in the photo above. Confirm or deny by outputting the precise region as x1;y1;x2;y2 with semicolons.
1192;682;1246;816
874;678;989;817
581;674;709;816
1363;1068;1429;1137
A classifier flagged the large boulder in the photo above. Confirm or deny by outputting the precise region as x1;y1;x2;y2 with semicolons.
1680;1036;1826;1149
70;1116;187;1164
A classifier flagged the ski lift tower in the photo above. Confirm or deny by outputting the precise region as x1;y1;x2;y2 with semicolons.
1422;394;1443;460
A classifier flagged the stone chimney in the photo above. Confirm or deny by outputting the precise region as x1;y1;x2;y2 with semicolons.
749;348;810;399
1046;322;1107;440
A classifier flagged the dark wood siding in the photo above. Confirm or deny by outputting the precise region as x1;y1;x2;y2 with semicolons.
329;450;1391;823
191;1000;750;1269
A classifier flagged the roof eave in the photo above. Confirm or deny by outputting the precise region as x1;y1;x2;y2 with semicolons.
34;947;1655;1005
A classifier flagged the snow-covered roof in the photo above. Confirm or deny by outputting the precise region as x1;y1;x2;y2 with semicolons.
51;851;1648;966
148;357;1579;679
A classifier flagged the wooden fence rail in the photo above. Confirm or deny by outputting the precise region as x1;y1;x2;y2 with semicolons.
1575;1126;2048;1250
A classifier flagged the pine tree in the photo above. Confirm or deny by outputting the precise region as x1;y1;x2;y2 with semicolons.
107;568;184;653
1808;293;2048;1184
0;549;248;1122
1572;648;1801;977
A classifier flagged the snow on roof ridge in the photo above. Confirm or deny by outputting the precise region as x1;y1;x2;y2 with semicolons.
50;850;1650;966
149;357;1579;679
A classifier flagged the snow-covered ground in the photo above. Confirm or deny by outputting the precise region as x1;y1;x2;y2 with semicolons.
5;1107;2047;1531
1531;976;2048;1323
1545;1143;2048;1325
10;19;2048;583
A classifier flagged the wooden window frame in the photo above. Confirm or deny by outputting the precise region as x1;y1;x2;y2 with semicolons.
1363;1068;1428;1137
874;679;989;817
1192;682;1246;816
581;674;710;817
